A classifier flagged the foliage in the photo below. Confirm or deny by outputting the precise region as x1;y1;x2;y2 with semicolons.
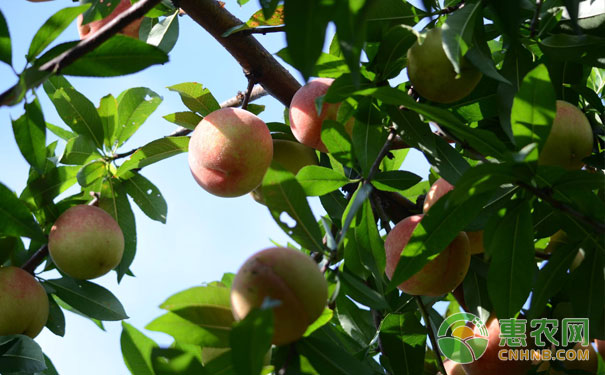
0;0;604;374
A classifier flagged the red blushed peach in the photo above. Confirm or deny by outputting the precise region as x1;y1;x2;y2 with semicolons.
49;205;124;280
289;78;354;153
230;247;328;345
423;177;453;213
596;339;604;360
188;108;273;197
463;316;533;375
0;266;49;338
77;0;143;40
438;360;467;375
384;214;470;296
537;343;598;375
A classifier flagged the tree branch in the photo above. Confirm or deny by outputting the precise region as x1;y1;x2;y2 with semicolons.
21;245;49;275
0;0;162;107
242;26;286;35
240;74;257;111
178;0;300;107
529;0;544;38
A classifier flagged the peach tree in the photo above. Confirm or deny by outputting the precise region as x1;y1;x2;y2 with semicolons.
0;0;604;374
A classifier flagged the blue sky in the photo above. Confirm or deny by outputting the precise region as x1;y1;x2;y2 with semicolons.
0;1;429;374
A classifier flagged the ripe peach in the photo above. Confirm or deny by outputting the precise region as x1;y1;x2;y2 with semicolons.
384;214;470;296
596;339;604;359
423;178;484;255
407;28;482;103
289;78;354;153
537;343;598;375
188;108;273;197
77;0;143;40
438;360;467;375
230;247;328;345
49;205;124;280
539;100;593;170
423;177;453;213
462;316;533;375
0;266;49;338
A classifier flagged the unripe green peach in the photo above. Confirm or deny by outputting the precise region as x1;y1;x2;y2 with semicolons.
0;266;49;338
289;78;354;153
538;100;594;170
77;0;143;39
49;205;124;280
407;28;482;103
188;108;273;197
250;139;318;204
384;214;470;296
230;247;328;345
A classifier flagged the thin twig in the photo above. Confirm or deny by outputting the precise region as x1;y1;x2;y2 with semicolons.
241;74;257;111
535;251;551;260
367;128;398;181
242;25;286;35
529;0;544;38
109;148;137;161
21;245;49;275
415;296;447;375
169;85;268;137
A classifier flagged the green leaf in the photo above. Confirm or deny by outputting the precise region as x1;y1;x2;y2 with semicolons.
352;119;387;178
98;94;118;150
352;200;386;288
527;240;580;319
45;295;66;337
540;33;605;68
116;136;189;177
284;0;331;79
261;165;324;253
120;322;158;375
60;135;101;165
12;98;47;173
340;182;372;246
510;64;556;152
321;120;355;169
167;82;220;116
0;10;11;66
441;0;482;73
98;179;137;282
257;1;281;22
27;4;90;60
335;293;374;345
303;308;334;337
151;346;205;375
46;123;75;141
569;244;604;339
372;171;422;192
0;182;45;242
58;35;169;76
146;310;233;347
297;326;374;375
122;172;168;223
21;165;80;209
485;199;536;319
45;277;129;321
163;111;202;130
115;87;162;146
160;284;231;312
143;10;179;54
43;76;105;148
296;166;350;196
76;160;107;187
339;270;389;310
0;335;46;373
379;312;426;375
230;308;273;375
369;25;417;80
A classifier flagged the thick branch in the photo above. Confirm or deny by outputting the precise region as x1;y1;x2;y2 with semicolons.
179;0;300;107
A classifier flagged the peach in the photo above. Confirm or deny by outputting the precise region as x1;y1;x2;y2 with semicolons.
250;139;318;204
423;178;484;255
77;0;143;40
49;205;124;280
423;177;453;213
188;108;273;197
407;28;482;103
596;339;604;359
384;214;470;296
289;78;354;153
462;316;533;375
438;360;467;375
538;100;594;170
0;266;49;338
230;247;328;345
538;343;598;374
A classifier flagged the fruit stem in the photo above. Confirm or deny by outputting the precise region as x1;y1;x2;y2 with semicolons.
415;295;448;375
241;74;257;111
21;244;49;275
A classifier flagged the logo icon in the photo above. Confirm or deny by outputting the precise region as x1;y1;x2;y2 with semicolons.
437;312;489;364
